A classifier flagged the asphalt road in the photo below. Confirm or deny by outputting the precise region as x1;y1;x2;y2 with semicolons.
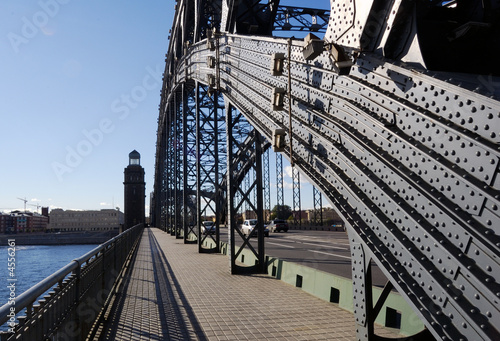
216;228;389;287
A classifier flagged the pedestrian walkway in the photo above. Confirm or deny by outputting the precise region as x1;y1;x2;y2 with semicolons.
100;228;401;340
101;230;166;340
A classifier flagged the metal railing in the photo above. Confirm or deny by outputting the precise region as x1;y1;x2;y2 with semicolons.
0;224;143;341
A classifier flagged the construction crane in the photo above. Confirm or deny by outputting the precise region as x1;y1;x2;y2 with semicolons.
28;203;41;213
17;197;27;212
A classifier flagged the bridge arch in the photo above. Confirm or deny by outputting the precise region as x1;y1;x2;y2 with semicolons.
153;1;500;340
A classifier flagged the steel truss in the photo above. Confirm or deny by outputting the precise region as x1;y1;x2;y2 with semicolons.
263;148;271;222
226;104;266;274
196;84;226;253
174;91;183;239
276;153;284;218
166;102;176;235
292;166;301;226
274;6;330;32
312;186;323;226
152;116;167;230
182;83;198;244
180;32;500;341
155;1;500;340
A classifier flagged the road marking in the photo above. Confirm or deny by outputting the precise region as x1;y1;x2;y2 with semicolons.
284;235;350;246
267;241;296;248
300;241;348;250
309;249;352;260
281;237;349;249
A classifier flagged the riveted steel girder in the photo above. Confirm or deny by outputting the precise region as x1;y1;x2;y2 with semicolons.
179;31;500;341
155;1;500;340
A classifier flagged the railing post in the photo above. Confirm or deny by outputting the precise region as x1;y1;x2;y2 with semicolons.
73;265;82;341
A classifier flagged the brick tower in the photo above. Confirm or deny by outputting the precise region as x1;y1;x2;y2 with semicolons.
124;150;145;229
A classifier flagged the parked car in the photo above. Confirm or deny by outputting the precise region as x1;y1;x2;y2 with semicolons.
241;219;269;237
201;221;216;234
267;219;289;232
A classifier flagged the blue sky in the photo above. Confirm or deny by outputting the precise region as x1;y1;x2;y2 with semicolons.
0;0;330;214
0;0;172;213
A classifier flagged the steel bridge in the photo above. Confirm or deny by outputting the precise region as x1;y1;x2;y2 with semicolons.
151;1;500;340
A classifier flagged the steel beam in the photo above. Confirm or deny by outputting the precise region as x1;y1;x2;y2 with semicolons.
263;148;271;222
276;153;284;219
183;82;198;243
292;166;301;226
196;82;225;253
226;104;266;274
274;6;330;32
174;91;182;239
312;186;323;226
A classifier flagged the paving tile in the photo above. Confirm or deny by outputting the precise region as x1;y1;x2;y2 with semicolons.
99;228;405;340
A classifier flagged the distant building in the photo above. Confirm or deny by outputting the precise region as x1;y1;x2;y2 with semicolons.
124;150;145;229
1;211;48;233
47;209;124;232
28;212;49;232
305;207;343;225
0;213;15;233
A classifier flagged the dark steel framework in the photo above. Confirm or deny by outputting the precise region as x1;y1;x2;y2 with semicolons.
226;105;266;274
274;6;330;32
182;83;198;244
312;186;323;225
174;93;182;239
263;148;271;222
275;153;284;218
292;166;301;226
196;85;225;253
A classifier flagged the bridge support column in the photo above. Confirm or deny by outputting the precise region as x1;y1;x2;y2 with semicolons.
174;91;182;239
196;83;224;253
312;186;323;226
292;166;301;226
263;148;271;222
166;103;175;234
276;153;284;218
226;104;266;274
155;121;167;231
351;241;375;341
182;82;198;244
350;239;432;341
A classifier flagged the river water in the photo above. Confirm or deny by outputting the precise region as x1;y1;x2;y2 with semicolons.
0;243;98;331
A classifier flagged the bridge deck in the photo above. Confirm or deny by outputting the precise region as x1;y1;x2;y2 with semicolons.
99;228;400;340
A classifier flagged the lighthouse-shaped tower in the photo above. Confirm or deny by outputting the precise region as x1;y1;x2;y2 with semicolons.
124;150;145;230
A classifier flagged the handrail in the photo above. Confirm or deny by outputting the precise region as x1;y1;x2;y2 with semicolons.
1;262;78;319
0;224;143;338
